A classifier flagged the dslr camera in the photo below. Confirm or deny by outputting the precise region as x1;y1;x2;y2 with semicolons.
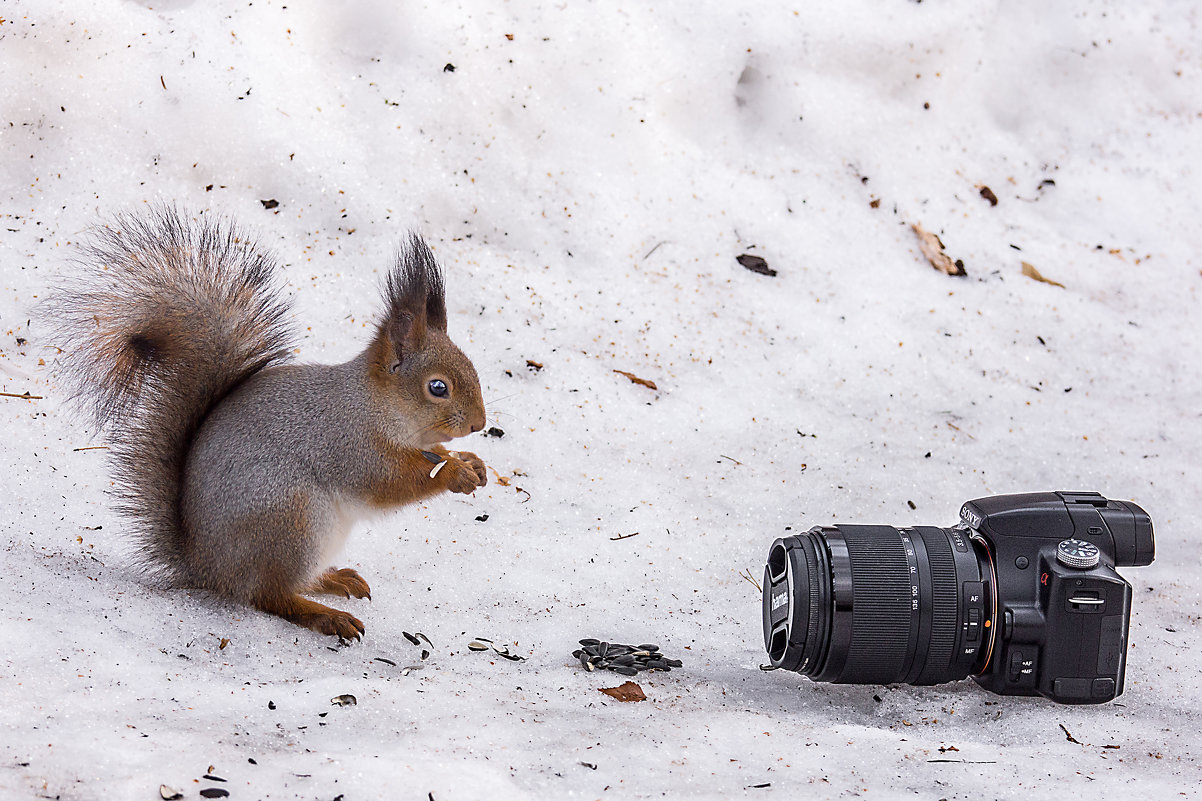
762;491;1154;704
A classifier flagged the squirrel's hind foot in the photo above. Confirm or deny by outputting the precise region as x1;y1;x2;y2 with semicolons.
256;592;366;641
306;567;372;600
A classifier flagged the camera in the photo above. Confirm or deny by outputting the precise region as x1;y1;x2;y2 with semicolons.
761;491;1154;704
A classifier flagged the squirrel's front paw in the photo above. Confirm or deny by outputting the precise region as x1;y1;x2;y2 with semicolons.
446;451;487;494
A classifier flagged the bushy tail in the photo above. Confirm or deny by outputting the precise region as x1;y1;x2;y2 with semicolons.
45;206;296;580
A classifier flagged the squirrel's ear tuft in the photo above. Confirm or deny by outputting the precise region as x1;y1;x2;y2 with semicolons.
380;234;446;364
406;234;446;333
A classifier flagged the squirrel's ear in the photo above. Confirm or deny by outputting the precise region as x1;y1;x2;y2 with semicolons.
426;286;447;333
385;309;425;370
380;234;444;367
411;234;447;333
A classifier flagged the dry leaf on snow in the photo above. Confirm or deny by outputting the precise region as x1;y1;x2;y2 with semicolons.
614;369;658;390
911;223;966;277
599;681;646;702
1021;261;1065;288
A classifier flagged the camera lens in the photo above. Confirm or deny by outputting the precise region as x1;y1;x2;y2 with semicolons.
762;525;995;685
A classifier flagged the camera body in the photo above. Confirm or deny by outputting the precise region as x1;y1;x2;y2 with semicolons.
761;491;1154;704
962;491;1154;703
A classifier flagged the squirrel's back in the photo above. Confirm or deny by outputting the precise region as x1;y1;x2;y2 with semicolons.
46;206;296;580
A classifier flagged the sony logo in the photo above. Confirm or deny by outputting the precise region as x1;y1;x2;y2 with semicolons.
961;506;982;528
771;591;788;611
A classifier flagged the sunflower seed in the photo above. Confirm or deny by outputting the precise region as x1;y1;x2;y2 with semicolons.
420;649;430;661
402;632;420;646
415;632;433;648
160;787;183;800
573;639;683;675
330;694;357;706
468;641;490;651
200;790;229;799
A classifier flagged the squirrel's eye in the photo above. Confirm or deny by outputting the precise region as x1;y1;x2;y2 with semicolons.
428;379;449;398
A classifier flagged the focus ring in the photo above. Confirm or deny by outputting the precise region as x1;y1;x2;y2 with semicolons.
913;527;959;685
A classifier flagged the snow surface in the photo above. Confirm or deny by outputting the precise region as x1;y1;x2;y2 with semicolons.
2;1;1201;798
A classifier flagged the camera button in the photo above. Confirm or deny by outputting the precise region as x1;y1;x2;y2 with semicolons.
1008;649;1038;684
1015;556;1029;570
966;608;981;643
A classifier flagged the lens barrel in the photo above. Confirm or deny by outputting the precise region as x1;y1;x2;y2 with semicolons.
763;525;993;685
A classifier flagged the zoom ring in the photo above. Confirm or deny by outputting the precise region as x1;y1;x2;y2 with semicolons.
838;526;913;684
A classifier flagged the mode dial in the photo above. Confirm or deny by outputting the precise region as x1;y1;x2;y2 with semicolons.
1057;539;1101;569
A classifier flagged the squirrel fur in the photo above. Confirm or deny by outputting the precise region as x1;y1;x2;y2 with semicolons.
47;206;488;640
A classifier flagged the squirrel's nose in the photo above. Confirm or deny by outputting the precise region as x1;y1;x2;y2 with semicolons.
470;413;485;433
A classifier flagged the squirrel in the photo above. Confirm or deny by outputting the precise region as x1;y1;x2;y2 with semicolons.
46;206;488;641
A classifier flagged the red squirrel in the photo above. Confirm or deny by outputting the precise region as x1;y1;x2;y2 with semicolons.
47;207;488;640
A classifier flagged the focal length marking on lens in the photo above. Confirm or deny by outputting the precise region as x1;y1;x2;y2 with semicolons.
898;529;926;683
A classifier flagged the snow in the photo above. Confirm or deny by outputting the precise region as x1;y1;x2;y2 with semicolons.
2;1;1201;798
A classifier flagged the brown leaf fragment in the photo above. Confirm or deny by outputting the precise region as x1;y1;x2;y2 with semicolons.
260;199;279;209
1021;261;1065;288
613;369;657;390
869;198;881;208
736;253;777;277
219;638;230;650
525;359;543;372
979;186;998;206
599;681;646;702
911;223;966;276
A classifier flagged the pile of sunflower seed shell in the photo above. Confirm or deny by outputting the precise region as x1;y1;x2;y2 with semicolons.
573;639;683;676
